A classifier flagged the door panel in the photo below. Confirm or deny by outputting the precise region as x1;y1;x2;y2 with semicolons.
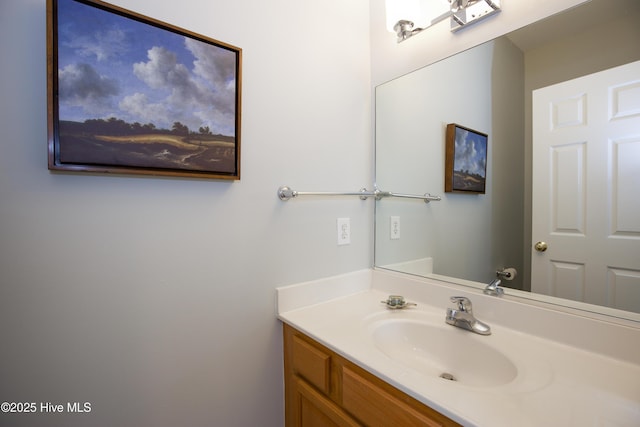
532;61;640;312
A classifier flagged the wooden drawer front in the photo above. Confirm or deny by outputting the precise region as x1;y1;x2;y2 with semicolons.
294;376;361;427
292;335;331;394
342;366;444;427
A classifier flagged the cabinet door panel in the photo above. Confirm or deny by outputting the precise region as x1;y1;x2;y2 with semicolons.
342;367;443;427
294;376;361;427
292;335;331;394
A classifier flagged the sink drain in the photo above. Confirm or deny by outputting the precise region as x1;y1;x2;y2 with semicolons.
439;372;456;381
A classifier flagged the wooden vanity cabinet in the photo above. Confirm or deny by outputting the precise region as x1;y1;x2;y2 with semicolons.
283;323;462;427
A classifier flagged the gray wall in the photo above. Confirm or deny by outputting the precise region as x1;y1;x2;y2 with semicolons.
0;1;371;426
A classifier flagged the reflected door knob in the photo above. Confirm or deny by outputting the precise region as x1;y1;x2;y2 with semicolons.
534;241;548;252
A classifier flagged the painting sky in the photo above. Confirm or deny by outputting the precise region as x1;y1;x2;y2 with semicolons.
56;0;237;136
453;127;487;177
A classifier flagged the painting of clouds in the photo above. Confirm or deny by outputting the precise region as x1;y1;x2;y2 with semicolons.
446;124;487;193
49;0;241;178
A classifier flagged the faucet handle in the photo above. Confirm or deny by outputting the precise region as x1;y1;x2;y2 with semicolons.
381;295;417;309
450;296;472;312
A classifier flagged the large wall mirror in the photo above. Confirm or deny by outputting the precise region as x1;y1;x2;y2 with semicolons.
375;0;640;321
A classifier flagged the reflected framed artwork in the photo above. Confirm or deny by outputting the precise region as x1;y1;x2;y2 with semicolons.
445;123;488;193
47;0;242;179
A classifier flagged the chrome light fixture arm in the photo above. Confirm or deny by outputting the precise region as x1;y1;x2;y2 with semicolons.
391;0;501;42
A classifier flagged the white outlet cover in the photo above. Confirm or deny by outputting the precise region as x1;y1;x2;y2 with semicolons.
390;216;400;240
337;218;351;245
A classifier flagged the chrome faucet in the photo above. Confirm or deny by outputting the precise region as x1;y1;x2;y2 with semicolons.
445;296;491;335
484;268;515;296
484;278;504;296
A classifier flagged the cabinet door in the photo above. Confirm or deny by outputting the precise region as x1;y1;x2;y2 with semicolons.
293;376;361;427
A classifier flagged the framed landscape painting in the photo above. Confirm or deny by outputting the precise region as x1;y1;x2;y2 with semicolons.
444;123;487;193
47;0;242;179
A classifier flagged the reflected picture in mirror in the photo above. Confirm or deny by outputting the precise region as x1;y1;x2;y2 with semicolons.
445;124;487;194
374;0;640;321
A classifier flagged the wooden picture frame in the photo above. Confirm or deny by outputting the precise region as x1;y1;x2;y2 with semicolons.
444;123;487;193
47;0;242;179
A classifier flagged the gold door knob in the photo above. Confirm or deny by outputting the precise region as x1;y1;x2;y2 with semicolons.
534;241;548;252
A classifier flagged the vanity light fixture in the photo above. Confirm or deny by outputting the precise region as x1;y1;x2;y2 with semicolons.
450;0;501;32
387;0;501;42
386;0;451;42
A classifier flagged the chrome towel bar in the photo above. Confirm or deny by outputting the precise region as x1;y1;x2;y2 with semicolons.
277;186;441;203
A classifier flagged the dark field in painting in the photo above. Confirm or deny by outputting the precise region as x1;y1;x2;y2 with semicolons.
452;170;485;192
59;120;236;173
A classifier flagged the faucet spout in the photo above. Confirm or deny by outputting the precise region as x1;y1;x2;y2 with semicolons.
484;278;504;296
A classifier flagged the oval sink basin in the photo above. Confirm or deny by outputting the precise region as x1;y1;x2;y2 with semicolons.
372;319;518;387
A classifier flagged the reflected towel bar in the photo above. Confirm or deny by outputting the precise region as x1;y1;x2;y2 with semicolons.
384;191;442;202
277;186;441;203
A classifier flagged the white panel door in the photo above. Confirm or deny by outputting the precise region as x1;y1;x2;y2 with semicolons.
532;61;640;312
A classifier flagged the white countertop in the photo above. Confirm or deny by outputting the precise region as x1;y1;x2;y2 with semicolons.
277;269;640;427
